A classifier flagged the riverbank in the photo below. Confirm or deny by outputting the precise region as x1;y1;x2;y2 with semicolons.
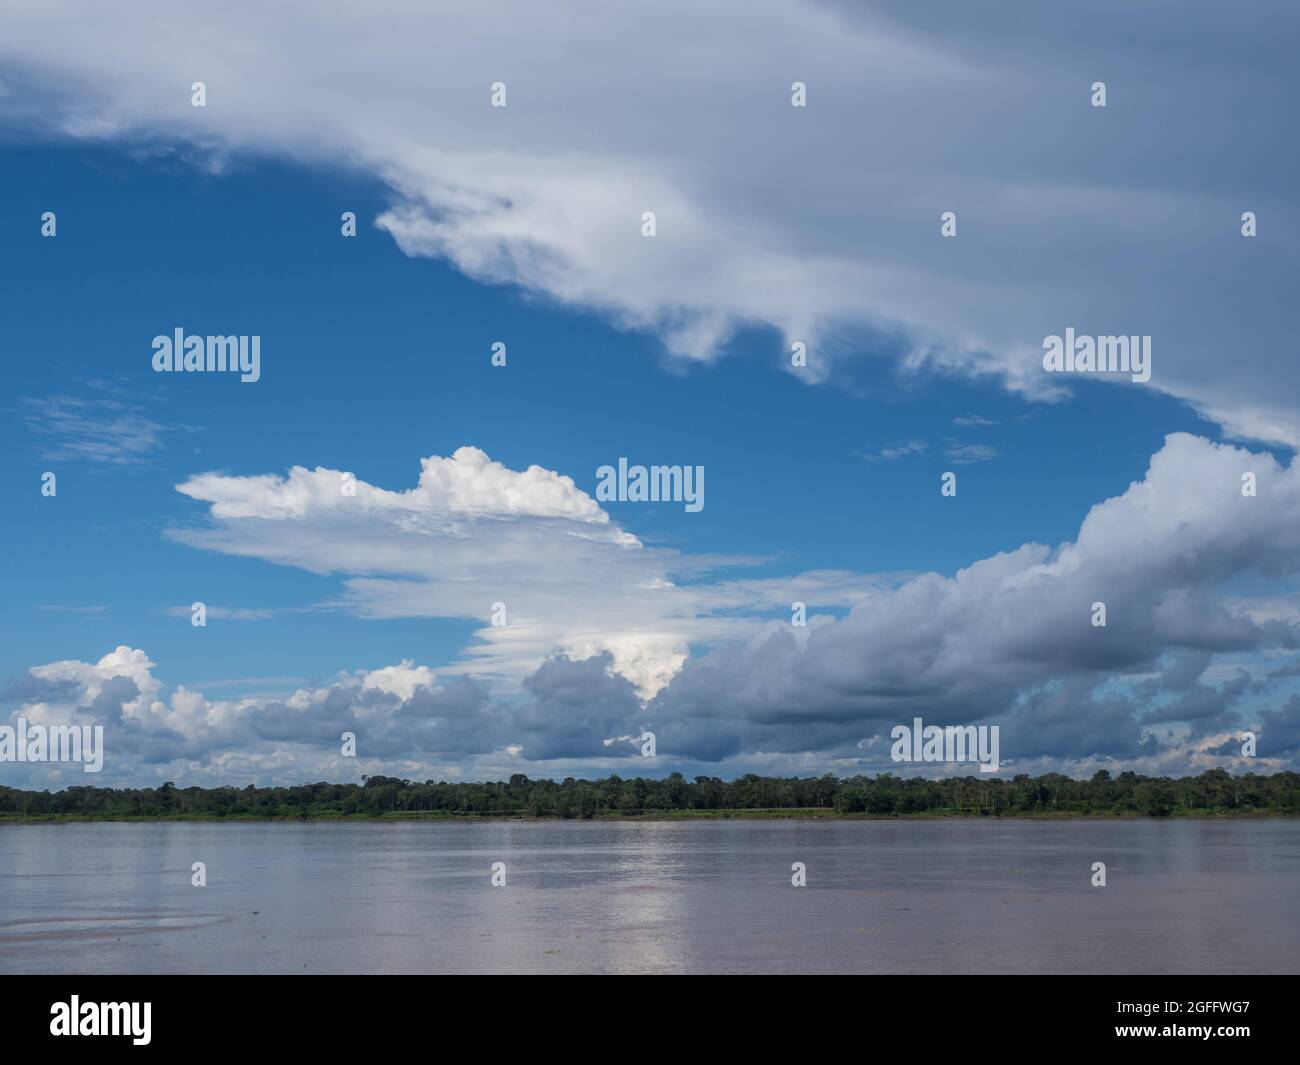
5;769;1295;821
3;807;1295;823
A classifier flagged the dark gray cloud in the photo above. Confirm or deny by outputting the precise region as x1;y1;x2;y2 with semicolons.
642;434;1300;765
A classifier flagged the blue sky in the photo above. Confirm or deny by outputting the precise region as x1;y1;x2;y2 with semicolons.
2;1;1299;788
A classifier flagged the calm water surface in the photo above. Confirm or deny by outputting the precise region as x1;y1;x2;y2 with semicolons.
1;819;1297;974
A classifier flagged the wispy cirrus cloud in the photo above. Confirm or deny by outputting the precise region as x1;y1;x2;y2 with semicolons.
942;441;999;464
21;392;186;467
160;605;321;621
857;439;999;464
860;440;928;462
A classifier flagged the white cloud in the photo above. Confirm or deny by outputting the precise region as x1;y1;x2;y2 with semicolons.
863;440;928;462
21;393;178;466
942;442;998;464
169;446;793;697
2;2;1296;442
9;433;1300;784
162;433;1300;763
648;433;1300;761
361;661;438;703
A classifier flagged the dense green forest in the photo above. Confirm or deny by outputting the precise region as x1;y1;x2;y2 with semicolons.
1;768;1297;820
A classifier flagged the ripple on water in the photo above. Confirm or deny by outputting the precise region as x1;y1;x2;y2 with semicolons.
0;913;233;941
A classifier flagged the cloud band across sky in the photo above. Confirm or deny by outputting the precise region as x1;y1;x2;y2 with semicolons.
8;433;1300;786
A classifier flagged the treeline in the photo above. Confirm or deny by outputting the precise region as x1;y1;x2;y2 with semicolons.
1;768;1298;820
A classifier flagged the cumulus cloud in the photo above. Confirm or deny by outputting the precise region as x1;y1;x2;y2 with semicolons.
177;446;613;526
169;446;811;698
0;644;652;787
8;434;1300;785
645;433;1300;766
1;2;1297;442
21;433;1265;779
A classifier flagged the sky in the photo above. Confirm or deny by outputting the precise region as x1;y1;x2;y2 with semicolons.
2;0;1299;789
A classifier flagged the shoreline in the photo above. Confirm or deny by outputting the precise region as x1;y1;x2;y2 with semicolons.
2;809;1296;824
